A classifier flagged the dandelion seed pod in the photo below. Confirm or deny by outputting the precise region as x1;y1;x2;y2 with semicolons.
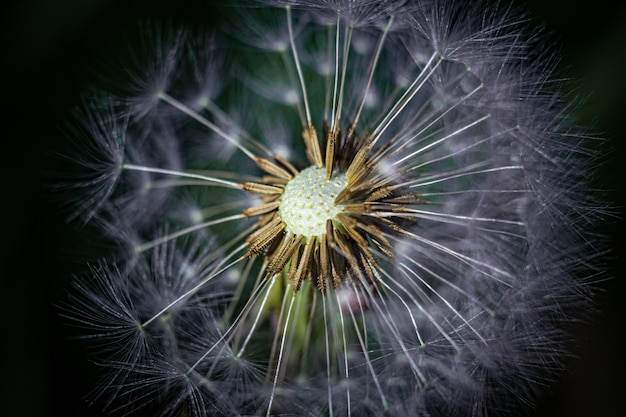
58;1;603;416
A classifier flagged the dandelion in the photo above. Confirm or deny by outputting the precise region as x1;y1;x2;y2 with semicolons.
58;1;601;416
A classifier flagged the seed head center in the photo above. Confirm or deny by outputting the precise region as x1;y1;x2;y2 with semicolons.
279;166;347;238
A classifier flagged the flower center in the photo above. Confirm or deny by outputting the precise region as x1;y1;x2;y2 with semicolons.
279;166;347;238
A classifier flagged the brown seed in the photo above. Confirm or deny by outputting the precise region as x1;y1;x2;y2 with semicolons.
325;126;339;180
255;157;293;180
245;216;285;256
242;201;281;217
302;125;323;168
242;182;284;195
292;236;316;292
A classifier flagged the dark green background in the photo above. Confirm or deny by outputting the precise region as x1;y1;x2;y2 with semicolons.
1;0;623;416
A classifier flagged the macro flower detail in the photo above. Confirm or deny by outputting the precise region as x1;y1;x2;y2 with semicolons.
240;111;423;294
58;1;600;416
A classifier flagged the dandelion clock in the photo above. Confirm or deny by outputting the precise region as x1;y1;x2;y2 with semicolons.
52;1;609;416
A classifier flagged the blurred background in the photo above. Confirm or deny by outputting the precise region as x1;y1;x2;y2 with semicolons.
0;0;623;416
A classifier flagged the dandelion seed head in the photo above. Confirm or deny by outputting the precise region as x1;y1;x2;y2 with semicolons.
279;166;346;238
55;1;606;416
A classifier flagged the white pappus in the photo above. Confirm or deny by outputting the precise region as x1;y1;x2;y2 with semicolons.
58;1;603;416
